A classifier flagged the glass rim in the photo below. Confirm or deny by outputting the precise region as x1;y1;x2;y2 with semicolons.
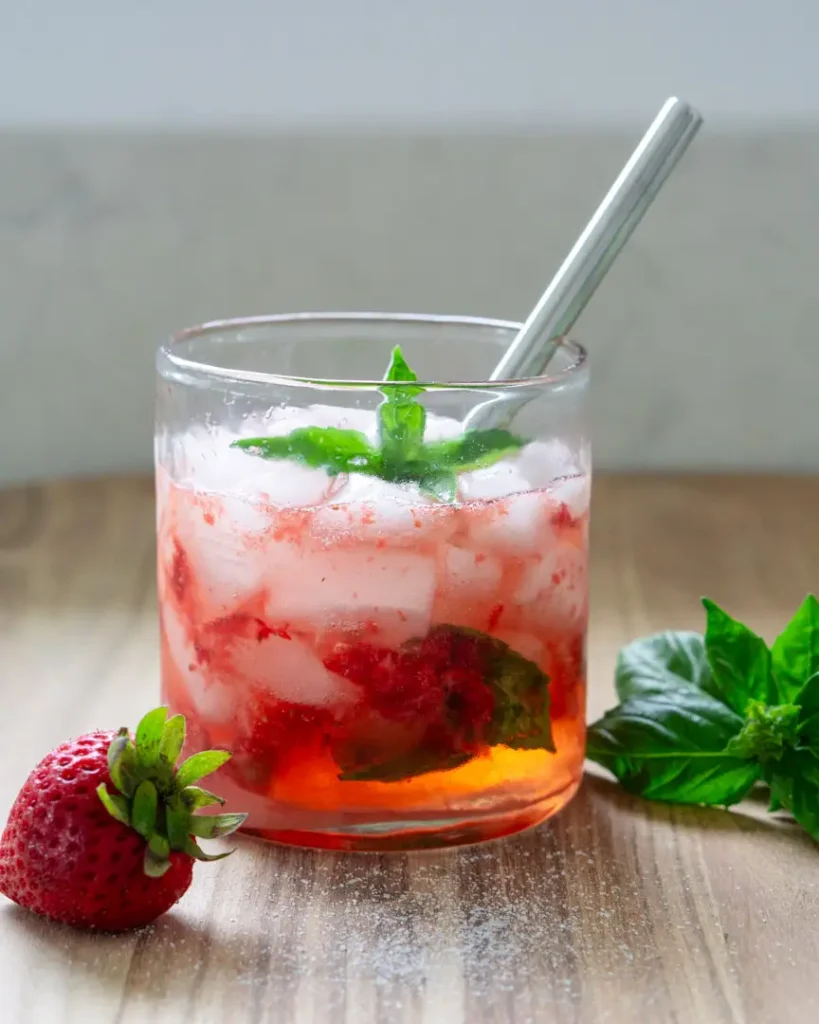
159;312;588;391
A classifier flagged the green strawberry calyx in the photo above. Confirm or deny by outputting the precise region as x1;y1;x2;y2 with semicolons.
96;707;246;878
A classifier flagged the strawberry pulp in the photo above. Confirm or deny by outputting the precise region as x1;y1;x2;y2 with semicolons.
157;441;588;850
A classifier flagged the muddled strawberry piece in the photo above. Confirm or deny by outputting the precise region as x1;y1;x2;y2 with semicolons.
325;629;496;766
226;696;337;794
169;539;192;604
418;629;495;743
324;641;394;686
550;502;577;530
255;620;291;641
487;603;505;631
545;632;585;719
326;643;440;723
193;612;290;672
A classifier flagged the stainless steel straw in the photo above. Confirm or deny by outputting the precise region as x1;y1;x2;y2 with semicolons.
482;97;702;389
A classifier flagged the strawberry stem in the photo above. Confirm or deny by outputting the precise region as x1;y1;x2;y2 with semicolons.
97;707;246;876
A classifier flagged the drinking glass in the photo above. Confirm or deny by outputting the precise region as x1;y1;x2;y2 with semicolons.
155;314;589;850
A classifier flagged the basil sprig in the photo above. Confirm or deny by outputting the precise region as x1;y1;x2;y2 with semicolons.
231;346;525;502
587;595;819;843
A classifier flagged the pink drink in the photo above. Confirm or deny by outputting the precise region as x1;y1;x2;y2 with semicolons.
157;407;588;850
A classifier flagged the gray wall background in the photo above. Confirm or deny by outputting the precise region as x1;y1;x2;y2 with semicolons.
2;2;818;483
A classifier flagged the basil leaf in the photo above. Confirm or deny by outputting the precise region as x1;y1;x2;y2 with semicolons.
339;749;474;783
702;598;778;712
587;688;760;805
771;594;819;701
232;428;381;477
378;345;426;463
477;632;554;752
382;345;424;390
722;700;801;762
424;429;526;474
615;630;712;701
379;401;426;463
795;672;819;745
416;626;553;752
764;749;819;842
419;471;458;503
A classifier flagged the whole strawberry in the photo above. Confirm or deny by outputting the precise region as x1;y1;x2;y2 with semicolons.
0;707;245;931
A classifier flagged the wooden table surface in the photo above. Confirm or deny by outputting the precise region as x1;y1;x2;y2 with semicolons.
1;474;817;1024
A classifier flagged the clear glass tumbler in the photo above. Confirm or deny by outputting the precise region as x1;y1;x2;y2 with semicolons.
155;314;590;850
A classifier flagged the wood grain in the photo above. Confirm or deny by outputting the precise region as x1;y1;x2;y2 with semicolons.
1;474;818;1024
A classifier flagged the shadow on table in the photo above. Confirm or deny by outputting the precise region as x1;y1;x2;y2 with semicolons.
0;901;298;1018
579;769;811;843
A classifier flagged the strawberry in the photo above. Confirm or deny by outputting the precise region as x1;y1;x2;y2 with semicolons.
0;707;246;931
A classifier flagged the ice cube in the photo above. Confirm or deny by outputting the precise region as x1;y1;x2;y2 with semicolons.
547;474;591;521
330;607;430;648
516;440;579;490
326;474;431;505
159;485;271;620
176;425;333;508
257;462;332;509
256;403;377;441
458;461;530;501
160;604;234;722
514;541;588;630
440;544;503;598
227;632;359;706
466;490;551;555
313;475;457;547
423;412;465;441
432;544;504;631
192;519;268;617
264;546;437;642
173;426;262;493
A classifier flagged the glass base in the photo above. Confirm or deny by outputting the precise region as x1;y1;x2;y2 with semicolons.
240;778;581;852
